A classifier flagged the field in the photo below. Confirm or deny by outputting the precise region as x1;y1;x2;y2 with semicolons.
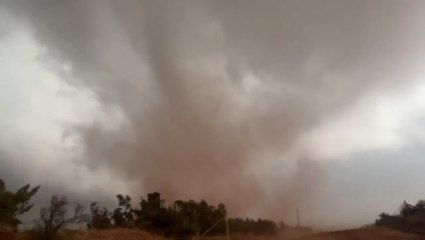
296;227;421;240
0;227;423;240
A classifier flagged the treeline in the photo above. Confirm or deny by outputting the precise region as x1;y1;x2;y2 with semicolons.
0;178;279;239
89;192;278;237
375;200;425;235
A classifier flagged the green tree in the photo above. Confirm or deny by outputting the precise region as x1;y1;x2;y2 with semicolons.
0;178;39;229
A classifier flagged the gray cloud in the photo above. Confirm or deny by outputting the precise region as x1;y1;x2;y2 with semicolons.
2;0;425;223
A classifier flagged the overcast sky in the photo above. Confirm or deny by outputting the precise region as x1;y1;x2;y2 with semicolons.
1;0;425;229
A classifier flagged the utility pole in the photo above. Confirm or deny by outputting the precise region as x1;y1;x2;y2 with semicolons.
296;208;301;227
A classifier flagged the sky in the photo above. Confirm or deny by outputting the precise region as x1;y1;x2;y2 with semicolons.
1;0;425;229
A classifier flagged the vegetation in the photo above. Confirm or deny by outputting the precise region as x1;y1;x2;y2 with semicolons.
7;176;425;239
0;178;279;238
34;195;89;239
0;178;39;230
88;192;278;238
89;202;112;229
375;200;425;235
227;218;277;235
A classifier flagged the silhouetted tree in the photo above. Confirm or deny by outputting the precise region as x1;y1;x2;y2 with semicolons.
112;194;134;227
84;192;278;238
38;195;88;239
375;199;425;235
416;200;425;209
137;192;175;233
89;202;111;229
0;178;39;230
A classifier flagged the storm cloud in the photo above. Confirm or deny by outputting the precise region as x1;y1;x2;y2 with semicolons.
2;0;425;226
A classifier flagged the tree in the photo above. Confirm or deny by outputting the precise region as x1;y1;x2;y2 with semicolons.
0;178;39;229
112;194;134;227
89;202;111;229
415;200;425;209
374;200;425;235
39;195;89;239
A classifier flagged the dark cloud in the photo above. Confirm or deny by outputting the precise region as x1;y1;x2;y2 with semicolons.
2;0;425;221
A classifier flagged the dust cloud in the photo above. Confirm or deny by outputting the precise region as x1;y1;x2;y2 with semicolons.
2;0;425;221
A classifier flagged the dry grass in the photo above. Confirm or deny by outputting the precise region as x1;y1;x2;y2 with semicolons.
199;234;276;240
0;225;17;240
0;227;167;240
0;227;423;240
60;228;169;240
0;224;14;232
296;227;421;240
